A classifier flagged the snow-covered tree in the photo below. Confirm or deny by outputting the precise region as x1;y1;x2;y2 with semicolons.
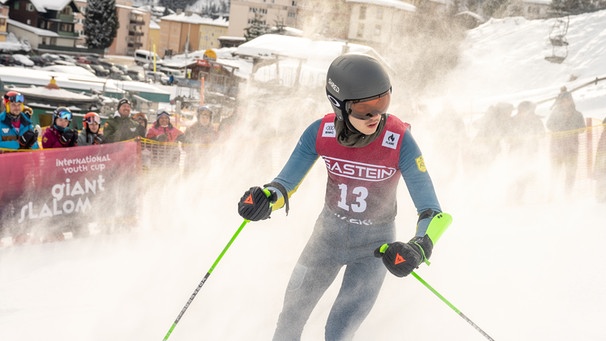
84;0;119;50
243;14;270;41
551;0;606;14
159;0;198;12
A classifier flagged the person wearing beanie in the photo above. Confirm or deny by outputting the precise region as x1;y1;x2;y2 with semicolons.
145;110;183;142
145;110;184;168
102;98;145;143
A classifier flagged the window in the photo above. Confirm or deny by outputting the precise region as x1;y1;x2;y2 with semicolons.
359;6;366;20
60;23;72;32
374;24;381;36
376;7;383;20
357;23;364;38
26;3;34;11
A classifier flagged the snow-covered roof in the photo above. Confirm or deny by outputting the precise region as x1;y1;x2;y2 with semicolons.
455;10;485;22
41;65;96;77
345;0;416;12
161;12;227;27
523;0;551;5
0;32;31;52
9;85;99;103
236;34;377;60
8;19;59;37
29;0;75;13
150;20;160;30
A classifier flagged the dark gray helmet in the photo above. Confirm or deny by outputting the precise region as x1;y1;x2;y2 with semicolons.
326;54;391;121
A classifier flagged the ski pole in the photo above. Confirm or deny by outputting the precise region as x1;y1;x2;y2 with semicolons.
162;219;250;341
411;271;496;341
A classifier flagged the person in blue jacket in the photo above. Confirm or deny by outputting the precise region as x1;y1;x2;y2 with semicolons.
0;91;39;150
237;54;450;340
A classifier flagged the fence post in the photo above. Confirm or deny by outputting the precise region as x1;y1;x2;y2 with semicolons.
587;117;593;178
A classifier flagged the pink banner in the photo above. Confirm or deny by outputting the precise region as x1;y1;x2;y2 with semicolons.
0;141;140;229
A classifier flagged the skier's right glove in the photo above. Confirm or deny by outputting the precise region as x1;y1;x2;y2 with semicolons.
60;128;78;146
238;186;277;221
374;235;433;277
19;130;38;149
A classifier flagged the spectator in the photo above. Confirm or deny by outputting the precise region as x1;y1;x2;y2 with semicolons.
132;112;149;135
182;105;216;145
595;116;606;202
22;105;33;119
217;112;239;142
42;106;78;148
0;91;39;150
146;110;184;168
546;87;586;196
146;110;184;142
468;102;514;169
131;112;151;169
509;101;545;153
182;105;216;175
102;98;145;143
508;101;546;202
77;112;104;146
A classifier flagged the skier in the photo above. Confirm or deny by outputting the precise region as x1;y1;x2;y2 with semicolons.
237;53;448;340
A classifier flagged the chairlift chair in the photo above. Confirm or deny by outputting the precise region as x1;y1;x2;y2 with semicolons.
545;15;570;64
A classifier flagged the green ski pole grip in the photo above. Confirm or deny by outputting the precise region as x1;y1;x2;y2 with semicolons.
425;212;453;245
262;188;272;197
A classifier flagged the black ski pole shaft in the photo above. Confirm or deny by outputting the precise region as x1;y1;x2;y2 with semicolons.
162;219;250;341
411;271;496;341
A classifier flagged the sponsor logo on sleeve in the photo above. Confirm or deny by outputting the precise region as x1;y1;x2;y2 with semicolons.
415;156;427;172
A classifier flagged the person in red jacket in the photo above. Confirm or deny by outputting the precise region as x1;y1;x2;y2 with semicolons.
42;107;78;148
146;110;183;142
145;110;184;168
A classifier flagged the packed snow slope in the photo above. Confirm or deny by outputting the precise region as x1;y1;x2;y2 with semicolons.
1;9;606;341
429;9;606;119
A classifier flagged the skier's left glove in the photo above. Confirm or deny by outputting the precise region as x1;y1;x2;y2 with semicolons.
374;235;433;277
237;186;277;221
